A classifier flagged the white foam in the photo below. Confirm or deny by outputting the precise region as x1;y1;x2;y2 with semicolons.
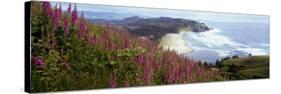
159;33;193;54
182;28;268;57
186;28;246;48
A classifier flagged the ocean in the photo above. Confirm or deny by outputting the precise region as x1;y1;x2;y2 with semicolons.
183;21;270;63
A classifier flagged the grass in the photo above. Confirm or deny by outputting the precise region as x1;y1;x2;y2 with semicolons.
218;56;269;80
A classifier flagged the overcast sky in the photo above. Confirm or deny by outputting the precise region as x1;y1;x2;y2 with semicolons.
51;2;269;23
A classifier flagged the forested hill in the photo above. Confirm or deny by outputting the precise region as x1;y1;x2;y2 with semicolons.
89;16;211;40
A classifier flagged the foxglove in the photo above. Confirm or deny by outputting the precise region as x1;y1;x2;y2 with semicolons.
52;4;60;27
64;15;69;35
33;57;45;68
43;2;52;18
71;4;78;25
108;74;117;88
67;3;72;13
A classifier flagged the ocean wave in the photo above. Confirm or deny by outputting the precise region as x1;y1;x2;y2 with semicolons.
182;28;269;57
159;33;193;54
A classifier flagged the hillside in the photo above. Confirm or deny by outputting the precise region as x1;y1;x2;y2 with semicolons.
90;16;210;40
217;56;269;80
30;1;221;92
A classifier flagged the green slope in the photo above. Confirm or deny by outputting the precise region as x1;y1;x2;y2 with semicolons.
218;56;269;80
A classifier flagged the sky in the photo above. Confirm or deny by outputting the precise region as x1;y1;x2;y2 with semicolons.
51;2;269;23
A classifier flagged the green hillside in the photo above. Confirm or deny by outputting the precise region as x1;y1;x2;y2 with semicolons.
217;56;269;80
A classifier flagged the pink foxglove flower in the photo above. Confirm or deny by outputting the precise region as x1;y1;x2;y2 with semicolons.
71;4;78;25
43;2;52;18
109;40;115;49
52;4;60;27
125;39;130;48
143;53;153;85
63;15;69;35
58;4;62;17
33;56;45;68
89;35;97;45
67;3;72;13
137;54;144;64
108;74;117;88
77;19;88;40
103;27;109;40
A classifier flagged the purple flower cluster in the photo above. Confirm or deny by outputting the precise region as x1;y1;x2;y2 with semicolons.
108;74;117;88
122;32;131;49
103;27;109;40
109;40;115;49
64;15;70;35
43;2;62;28
71;5;78;25
136;54;144;65
32;56;45;68
67;3;72;13
52;4;61;27
37;2;221;88
88;35;97;46
77;19;88;40
143;53;153;85
43;2;52;18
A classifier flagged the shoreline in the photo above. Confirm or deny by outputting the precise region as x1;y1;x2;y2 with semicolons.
159;33;193;54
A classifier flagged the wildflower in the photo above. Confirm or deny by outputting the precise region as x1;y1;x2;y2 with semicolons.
155;60;161;71
52;4;60;27
187;63;195;82
43;2;52;18
33;57;45;68
103;28;109;40
76;11;88;39
77;19;87;39
197;66;205;76
123;32;130;48
137;54;144;64
67;3;72;13
89;35;96;45
143;53;153;85
109;40;115;49
125;39;130;48
108;74;117;88
71;4;78;25
77;31;84;40
113;31;120;37
134;54;144;69
58;4;62;16
63;15;69;35
188;63;193;75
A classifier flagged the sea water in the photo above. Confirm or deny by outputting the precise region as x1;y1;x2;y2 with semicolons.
183;21;270;63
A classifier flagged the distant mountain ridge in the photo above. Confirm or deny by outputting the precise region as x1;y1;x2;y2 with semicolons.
89;16;210;40
81;11;137;20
